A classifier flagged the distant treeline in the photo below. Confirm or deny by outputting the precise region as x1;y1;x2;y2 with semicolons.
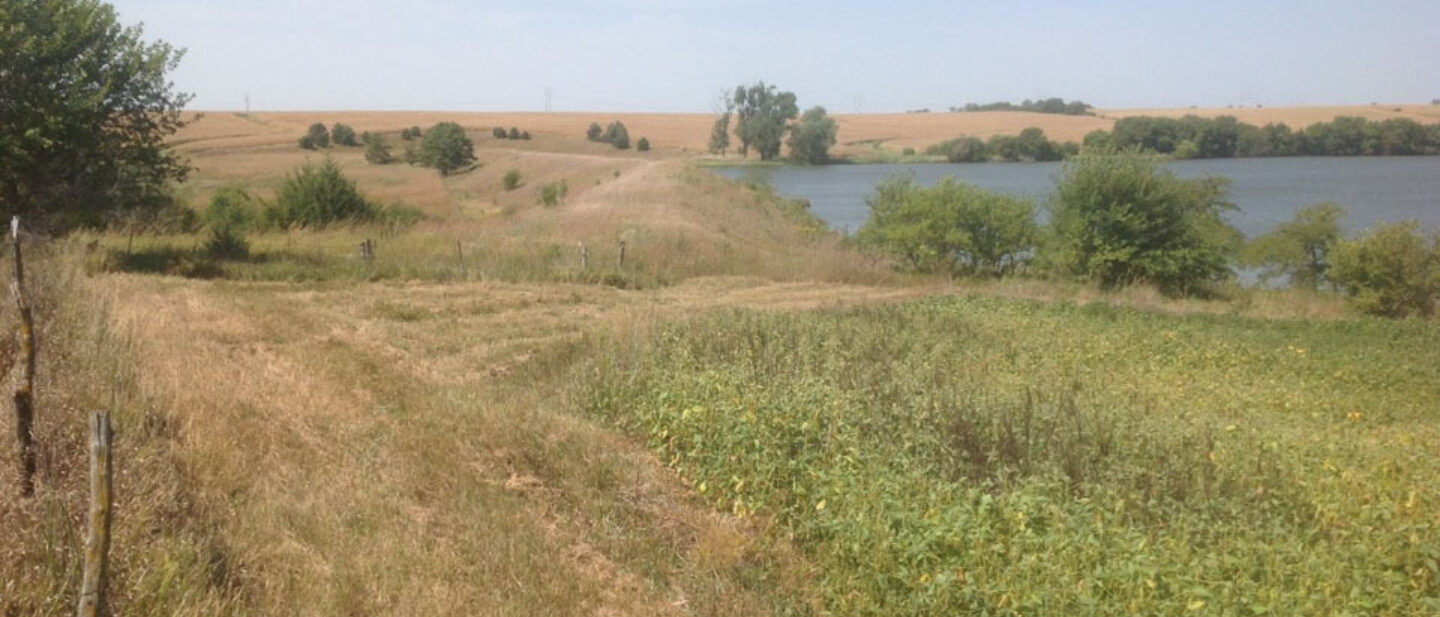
951;97;1094;116
926;129;1077;163
1084;115;1440;158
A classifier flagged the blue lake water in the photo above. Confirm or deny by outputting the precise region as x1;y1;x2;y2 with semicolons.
712;157;1440;238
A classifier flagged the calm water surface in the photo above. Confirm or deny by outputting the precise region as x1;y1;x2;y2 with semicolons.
713;157;1440;238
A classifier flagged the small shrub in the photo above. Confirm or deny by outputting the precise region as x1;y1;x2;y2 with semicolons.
331;123;358;147
305;122;330;148
636;137;650;152
492;126;508;139
1329;220;1439;317
539;180;568;206
902;147;916;156
508;127;521;140
520;131;531;140
298;135;316;150
586;122;603;142
502;169;522;191
361;132;395;164
604;121;630;149
203;187;255;259
378;202;424;227
400;126;422;140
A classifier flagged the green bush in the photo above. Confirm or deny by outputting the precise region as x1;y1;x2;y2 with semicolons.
603;121;630;149
492;126;508;139
203;187;255;258
502;169;521;191
417;122;475;175
636;137;650;152
400;126;422;141
361;132;394;164
377;202;424;227
586;122;603;142
305;122;330;148
786;106;837;164
266;158;378;228
298;135;316;150
1047;150;1241;295
508;127;521;140
331;123;358;147
539;180;568;207
520;131;531;140
1329;220;1439;317
1242;202;1345;289
927;137;988;162
857;174;1037;275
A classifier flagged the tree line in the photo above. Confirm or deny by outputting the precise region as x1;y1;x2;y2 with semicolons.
1084;115;1440;159
951;97;1094;115
858;150;1440;317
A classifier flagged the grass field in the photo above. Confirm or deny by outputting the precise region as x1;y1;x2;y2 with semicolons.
2;104;1437;615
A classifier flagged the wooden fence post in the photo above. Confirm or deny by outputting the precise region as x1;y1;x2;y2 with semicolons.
11;216;36;497
617;240;626;269
76;411;113;617
578;242;588;270
358;239;375;261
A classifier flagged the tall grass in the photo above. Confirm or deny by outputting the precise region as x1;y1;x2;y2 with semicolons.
585;295;1440;615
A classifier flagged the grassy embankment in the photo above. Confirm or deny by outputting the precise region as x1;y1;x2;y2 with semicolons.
3;108;1435;615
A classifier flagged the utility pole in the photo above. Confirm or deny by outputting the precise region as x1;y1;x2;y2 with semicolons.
544;88;552;112
244;93;250;114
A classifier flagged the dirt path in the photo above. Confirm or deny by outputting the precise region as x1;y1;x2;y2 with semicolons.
96;274;937;616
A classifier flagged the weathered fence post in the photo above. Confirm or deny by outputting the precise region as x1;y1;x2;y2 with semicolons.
11;216;36;497
617;239;626;269
578;242;588;270
76;411;114;617
358;239;375;261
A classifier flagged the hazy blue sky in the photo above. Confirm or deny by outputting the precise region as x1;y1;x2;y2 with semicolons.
108;0;1440;112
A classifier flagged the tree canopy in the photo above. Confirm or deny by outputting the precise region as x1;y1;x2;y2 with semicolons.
1;0;193;230
417;122;475;175
858;174;1037;276
787;106;838;164
733;82;798;160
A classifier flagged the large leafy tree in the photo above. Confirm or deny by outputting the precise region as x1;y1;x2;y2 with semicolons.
1242;202;1345;289
0;0;193;230
732;81;797;160
417;122;475;175
787;106;837;164
858;174;1037;276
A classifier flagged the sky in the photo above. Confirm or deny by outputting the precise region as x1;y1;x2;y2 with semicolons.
107;0;1440;113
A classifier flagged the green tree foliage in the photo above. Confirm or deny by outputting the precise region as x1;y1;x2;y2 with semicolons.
0;0;193;229
786;106;838;164
636;137;651;152
957;97;1094;115
417;122;475;175
203;187;255;258
708;112;732;156
1100;115;1440;159
926;137;988;162
492;126;508;139
603;121;630;149
400;126;422;141
520;131;531;140
1048;151;1240;295
732;81;799;160
1329;221;1439;317
266;158;378;227
1242;203;1345;289
298;136;317;150
361;132;394;164
508;127;521;140
586;122;604;142
502;169;521;191
306;123;331;149
858;174;1038;276
331;123;358;147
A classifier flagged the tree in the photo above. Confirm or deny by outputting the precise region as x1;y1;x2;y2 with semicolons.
508;127;521;140
586;122;604;142
361;132;394;164
1047;150;1241;295
401;126;422;140
603;121;630;149
636;137;651;152
928;137;988;162
732;81;798;160
492;126;508;139
417;122;475;175
265;158;377;227
787;106;837;164
1242;202;1345;289
1329;221;1439;317
306;123;331;148
331;123;358;147
709;112;732;155
857;174;1037;276
203;187;255;258
1;0;193;229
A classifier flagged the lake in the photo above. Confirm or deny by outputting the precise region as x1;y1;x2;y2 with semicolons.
712;157;1440;238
